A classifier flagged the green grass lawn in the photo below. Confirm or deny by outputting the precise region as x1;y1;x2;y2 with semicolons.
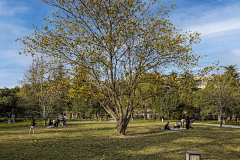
194;120;240;126
0;121;239;160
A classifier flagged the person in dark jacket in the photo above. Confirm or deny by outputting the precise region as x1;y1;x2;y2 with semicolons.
185;114;190;129
164;122;170;130
49;119;53;126
63;116;67;126
29;120;37;134
3;117;7;123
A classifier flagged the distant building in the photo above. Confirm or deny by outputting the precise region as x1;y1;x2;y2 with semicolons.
194;76;213;89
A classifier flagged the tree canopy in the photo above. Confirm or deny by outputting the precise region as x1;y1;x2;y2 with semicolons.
17;0;202;135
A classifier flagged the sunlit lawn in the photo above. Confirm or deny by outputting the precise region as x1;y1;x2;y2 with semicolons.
0;121;240;160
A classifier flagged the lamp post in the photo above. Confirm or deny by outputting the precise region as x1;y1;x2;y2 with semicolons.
186;151;201;160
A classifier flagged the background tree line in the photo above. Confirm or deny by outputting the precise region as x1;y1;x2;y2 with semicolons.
2;63;239;127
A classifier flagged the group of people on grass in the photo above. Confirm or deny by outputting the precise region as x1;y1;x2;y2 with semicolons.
49;115;67;127
164;114;194;130
29;115;67;134
2;114;15;123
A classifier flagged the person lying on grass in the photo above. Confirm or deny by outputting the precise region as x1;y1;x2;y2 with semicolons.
164;122;170;130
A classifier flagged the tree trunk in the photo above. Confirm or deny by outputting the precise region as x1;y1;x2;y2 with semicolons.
219;108;223;127
96;111;98;119
143;105;147;120
168;111;170;122
83;113;85;119
44;118;46;126
116;118;130;136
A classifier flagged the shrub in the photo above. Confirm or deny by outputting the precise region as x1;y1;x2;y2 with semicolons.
102;115;109;121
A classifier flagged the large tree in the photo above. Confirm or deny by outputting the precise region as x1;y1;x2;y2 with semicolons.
19;56;69;126
17;0;201;135
153;93;178;121
204;66;239;127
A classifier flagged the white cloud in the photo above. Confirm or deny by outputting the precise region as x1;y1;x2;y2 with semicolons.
0;21;33;88
0;69;23;88
0;1;29;16
217;49;240;66
1;49;33;66
0;22;33;37
170;2;240;39
231;49;240;58
188;18;240;37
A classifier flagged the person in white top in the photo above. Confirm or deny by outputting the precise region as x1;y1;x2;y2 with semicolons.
11;114;15;123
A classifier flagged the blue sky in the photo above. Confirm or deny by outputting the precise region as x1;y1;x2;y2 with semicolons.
1;0;240;88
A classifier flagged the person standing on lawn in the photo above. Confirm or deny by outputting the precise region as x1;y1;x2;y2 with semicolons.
185;114;190;129
59;114;64;126
63;115;67;126
29;120;37;134
11;114;15;123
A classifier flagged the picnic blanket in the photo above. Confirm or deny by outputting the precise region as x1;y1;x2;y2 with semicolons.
47;125;54;128
161;128;185;130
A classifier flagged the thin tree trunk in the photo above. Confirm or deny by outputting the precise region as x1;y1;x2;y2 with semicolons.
168;111;170;122
44;118;46;126
43;106;46;126
96;111;98;119
219;108;223;127
83;113;85;119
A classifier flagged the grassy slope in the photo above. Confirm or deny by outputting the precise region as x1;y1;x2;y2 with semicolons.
0;121;239;160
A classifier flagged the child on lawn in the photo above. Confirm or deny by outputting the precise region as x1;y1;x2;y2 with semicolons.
29;120;37;134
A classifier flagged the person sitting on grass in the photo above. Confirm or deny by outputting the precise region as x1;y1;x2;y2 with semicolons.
3;117;7;123
53;119;59;127
173;122;180;128
164;122;170;130
49;119;53;126
29;120;37;134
